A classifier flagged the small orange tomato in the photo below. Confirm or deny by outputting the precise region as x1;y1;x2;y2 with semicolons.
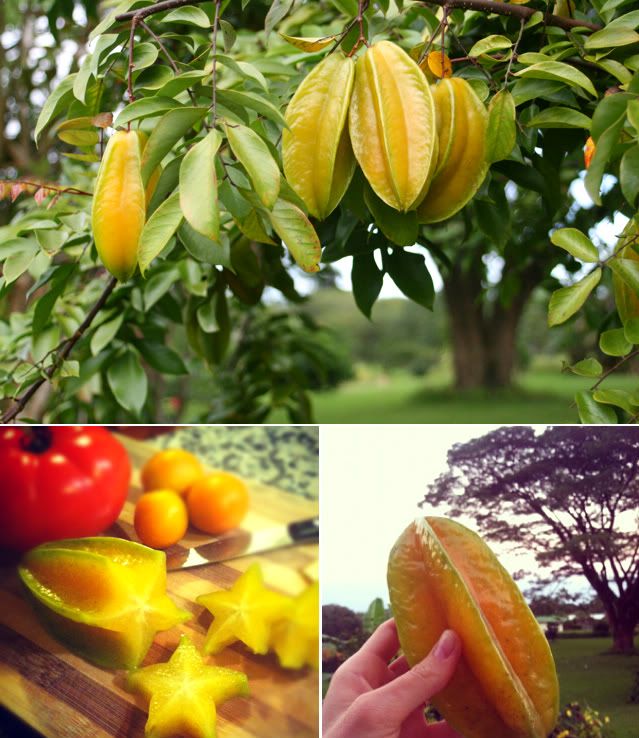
186;472;250;535
134;490;188;549
140;449;204;495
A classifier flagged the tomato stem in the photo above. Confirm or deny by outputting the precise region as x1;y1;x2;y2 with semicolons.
20;427;54;454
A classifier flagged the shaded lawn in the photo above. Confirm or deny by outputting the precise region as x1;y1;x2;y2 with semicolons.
307;369;639;424
550;638;639;738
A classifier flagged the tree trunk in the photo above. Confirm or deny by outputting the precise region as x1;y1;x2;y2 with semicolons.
611;622;636;654
444;260;538;390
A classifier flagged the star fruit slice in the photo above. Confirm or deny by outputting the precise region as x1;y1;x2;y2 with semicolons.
126;634;249;738
271;581;319;670
18;537;191;669
196;563;292;655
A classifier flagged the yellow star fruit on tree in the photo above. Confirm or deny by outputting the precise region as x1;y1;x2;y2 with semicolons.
126;634;249;738
271;581;319;670
196;563;292;655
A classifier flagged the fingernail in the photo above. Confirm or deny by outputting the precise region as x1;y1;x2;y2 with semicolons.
434;630;457;660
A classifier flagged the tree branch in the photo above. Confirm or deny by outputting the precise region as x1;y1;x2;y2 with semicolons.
0;276;118;424
116;0;209;22
423;0;602;32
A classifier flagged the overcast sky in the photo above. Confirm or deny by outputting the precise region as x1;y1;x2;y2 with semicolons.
320;424;577;612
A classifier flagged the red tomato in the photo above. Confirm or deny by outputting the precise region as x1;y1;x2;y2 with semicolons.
0;426;131;552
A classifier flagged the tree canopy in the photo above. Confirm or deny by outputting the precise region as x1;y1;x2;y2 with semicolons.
424;425;639;651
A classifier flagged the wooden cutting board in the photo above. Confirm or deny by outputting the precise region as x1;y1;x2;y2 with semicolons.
0;434;319;738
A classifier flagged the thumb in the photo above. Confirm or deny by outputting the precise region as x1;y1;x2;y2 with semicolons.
376;629;461;725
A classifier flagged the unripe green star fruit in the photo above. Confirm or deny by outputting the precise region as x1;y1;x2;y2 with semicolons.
283;53;356;220
91;130;146;281
349;41;437;212
417;77;488;223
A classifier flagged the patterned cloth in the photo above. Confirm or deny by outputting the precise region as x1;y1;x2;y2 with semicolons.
155;426;319;500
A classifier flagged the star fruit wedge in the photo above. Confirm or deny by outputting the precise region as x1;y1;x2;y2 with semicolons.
197;563;292;655
271;581;319;670
126;634;249;738
18;537;191;669
388;517;559;738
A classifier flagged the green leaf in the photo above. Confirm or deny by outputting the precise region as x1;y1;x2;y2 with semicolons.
550;228;599;262
585;26;639;49
568;358;603;377
514;61;597;97
91;314;124;356
59;360;80;379
135;341;188;375
225;123;280;209
57;129;99;147
268;200;321;273
107;350;148;415
526;106;591;129
89;0;137;41
609;257;639;294
114;97;181;128
620;145;639;208
32;263;77;335
3;242;39;284
486;90;516;163
511;78;564;106
585;111;626;205
468;35;512;58
219;20;236;52
599;327;633;356
384;249;434;309
179;128;222;241
133;41;159;72
178;222;232;267
279;33;337;52
351;252;383;319
34;74;77;145
265;0;295;36
163;5;211;27
548;268;601;326
628;99;639;132
364;187;417;247
143;267;179;310
138;191;183;275
624;316;639;343
140;107;208;184
575;390;618;424
593;388;637;415
216;89;287;127
73;55;93;104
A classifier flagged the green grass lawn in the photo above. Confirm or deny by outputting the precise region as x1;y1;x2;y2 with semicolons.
307;368;639;424
550;638;639;738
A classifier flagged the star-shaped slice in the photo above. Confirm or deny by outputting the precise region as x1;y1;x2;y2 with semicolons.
196;563;292;655
271;581;319;670
126;634;249;738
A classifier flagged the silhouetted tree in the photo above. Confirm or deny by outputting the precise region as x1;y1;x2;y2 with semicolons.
423;426;639;654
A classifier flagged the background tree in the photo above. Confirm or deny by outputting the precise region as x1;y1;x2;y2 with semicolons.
424;425;639;653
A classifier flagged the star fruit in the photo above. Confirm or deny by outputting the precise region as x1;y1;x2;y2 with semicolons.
270;581;319;670
126;634;249;738
18;537;191;669
196;563;292;655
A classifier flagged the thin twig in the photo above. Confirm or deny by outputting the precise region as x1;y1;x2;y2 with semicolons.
588;349;639;394
0;179;93;197
139;20;199;108
127;14;139;108
0;277;118;424
117;0;208;22
211;0;222;125
422;0;601;32
347;0;370;56
504;17;525;86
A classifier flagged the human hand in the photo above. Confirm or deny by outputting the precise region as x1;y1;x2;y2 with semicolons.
323;619;463;738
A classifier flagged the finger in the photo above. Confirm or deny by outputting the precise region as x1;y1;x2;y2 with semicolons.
349;618;400;666
388;655;410;677
399;707;430;738
372;629;461;725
